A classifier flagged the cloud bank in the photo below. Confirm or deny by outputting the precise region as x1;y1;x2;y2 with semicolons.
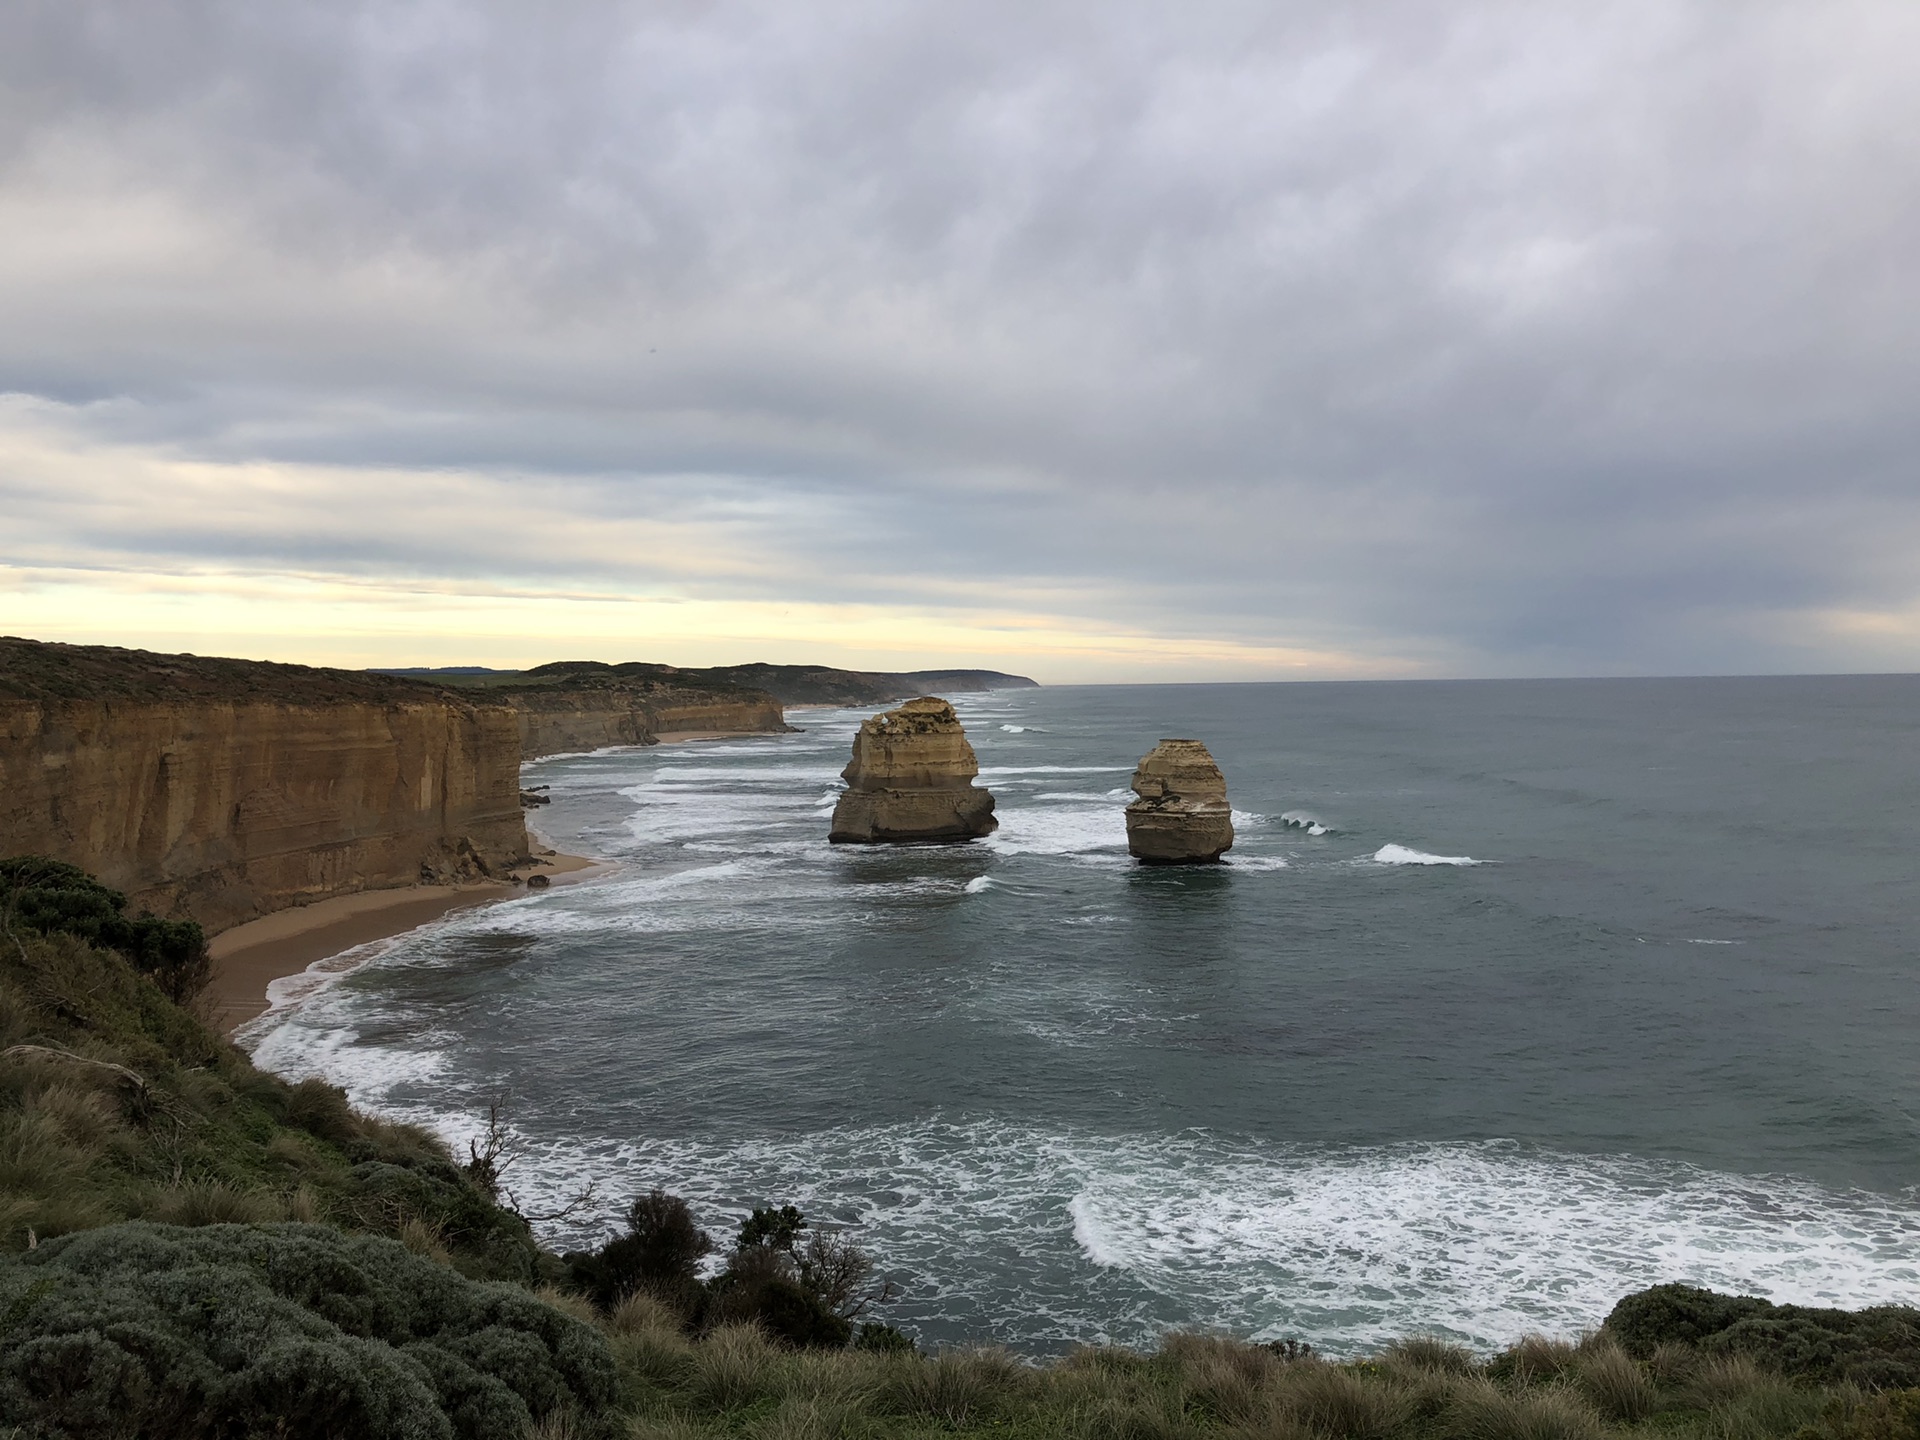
3;1;1918;678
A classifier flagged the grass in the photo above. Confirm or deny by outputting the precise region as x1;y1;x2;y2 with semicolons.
0;925;544;1283
593;1313;1909;1440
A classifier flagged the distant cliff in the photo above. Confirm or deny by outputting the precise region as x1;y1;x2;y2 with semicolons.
0;638;531;932
487;667;791;760
382;660;1040;710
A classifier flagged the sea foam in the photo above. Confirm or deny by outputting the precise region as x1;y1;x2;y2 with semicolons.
477;1121;1920;1357
1374;843;1480;866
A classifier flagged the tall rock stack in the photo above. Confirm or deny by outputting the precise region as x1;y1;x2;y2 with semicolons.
829;697;998;843
1125;739;1234;864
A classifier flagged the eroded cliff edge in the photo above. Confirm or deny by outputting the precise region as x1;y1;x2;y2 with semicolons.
485;662;793;760
0;638;533;932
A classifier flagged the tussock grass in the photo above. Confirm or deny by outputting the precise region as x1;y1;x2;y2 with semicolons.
1571;1337;1659;1422
560;1315;1910;1440
881;1346;1028;1425
1385;1336;1481;1375
0;925;539;1278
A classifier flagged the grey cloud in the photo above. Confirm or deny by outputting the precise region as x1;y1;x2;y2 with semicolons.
3;0;1919;673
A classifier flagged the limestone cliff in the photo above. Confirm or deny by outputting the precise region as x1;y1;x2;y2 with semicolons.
493;667;791;760
829;697;997;843
1126;739;1234;864
0;638;529;932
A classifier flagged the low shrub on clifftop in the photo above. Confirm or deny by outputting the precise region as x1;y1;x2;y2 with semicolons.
1605;1282;1920;1389
0;1221;616;1440
1;854;209;1002
0;894;540;1282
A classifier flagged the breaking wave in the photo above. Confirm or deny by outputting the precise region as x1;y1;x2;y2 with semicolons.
480;1123;1920;1356
1374;844;1480;867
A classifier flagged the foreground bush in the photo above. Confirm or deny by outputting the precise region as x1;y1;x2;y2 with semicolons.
567;1198;889;1350
0;895;542;1282
0;1221;615;1440
0;855;209;1002
1605;1283;1920;1388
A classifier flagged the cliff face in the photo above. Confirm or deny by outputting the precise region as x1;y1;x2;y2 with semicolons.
502;683;790;760
829;697;997;843
0;639;528;932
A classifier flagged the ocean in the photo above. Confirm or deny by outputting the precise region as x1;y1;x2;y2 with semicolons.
243;677;1920;1354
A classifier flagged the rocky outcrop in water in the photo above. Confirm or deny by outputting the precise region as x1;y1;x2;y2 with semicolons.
1125;739;1234;864
0;637;530;931
829;697;997;843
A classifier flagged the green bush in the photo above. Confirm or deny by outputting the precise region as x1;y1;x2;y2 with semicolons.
0;1221;616;1440
568;1190;713;1312
1605;1284;1920;1388
0;855;209;1002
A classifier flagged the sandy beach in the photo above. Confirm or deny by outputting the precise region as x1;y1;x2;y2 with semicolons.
205;854;602;1034
206;728;792;1035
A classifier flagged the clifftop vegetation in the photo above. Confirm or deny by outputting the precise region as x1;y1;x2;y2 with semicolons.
1;856;1913;1440
379;659;1039;707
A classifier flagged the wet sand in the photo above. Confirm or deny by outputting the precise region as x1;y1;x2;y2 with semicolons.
206;854;602;1034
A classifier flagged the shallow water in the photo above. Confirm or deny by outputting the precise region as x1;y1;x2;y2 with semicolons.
244;677;1920;1352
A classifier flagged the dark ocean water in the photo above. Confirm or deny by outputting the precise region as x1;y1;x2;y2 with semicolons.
246;678;1920;1353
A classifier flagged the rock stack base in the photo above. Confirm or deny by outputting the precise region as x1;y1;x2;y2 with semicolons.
1126;738;1234;864
829;697;998;843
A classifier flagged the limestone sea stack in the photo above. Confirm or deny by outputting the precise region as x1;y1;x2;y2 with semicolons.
829;697;998;843
1126;739;1234;864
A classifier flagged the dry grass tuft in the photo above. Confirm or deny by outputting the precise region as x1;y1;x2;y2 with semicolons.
747;1397;861;1440
1686;1354;1772;1410
537;1284;604;1328
882;1347;1027;1426
145;1179;286;1226
1275;1361;1409;1440
1446;1374;1605;1440
608;1289;687;1337
1385;1336;1480;1375
397;1216;451;1263
1500;1335;1580;1385
1570;1337;1657;1422
1163;1333;1280;1424
688;1324;783;1412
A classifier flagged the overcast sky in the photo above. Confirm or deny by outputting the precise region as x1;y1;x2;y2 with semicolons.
4;1;1918;681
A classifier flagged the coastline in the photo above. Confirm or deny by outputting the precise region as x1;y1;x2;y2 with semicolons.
205;855;601;1034
207;725;789;1035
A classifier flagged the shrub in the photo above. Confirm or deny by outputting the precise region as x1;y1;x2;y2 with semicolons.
854;1321;917;1355
1606;1285;1920;1388
0;855;210;1002
705;1245;851;1350
1606;1285;1781;1357
569;1190;713;1312
0;1221;616;1440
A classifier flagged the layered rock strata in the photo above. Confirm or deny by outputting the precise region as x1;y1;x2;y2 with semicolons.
491;669;791;760
829;697;997;843
0;638;529;932
1125;739;1234;864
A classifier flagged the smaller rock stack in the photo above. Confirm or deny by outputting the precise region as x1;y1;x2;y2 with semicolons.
1126;739;1234;864
829;697;998;843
